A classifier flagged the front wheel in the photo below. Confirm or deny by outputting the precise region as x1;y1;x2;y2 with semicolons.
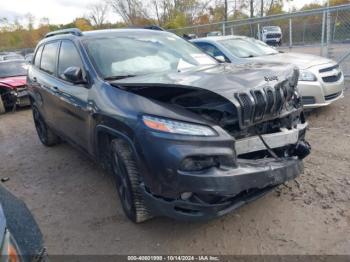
111;139;153;223
32;106;60;146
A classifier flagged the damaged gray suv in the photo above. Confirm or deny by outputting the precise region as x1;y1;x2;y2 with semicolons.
27;28;310;223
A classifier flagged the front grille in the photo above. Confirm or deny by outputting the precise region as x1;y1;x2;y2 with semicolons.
325;91;342;101
266;33;281;38
237;93;253;125
319;64;339;73
322;72;342;83
265;89;274;114
15;86;27;91
252;90;266;121
274;86;284;112
236;81;295;127
302;96;316;105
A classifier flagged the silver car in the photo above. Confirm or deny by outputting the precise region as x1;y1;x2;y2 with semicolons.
192;35;344;109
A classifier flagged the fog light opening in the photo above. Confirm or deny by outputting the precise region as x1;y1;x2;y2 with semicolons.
181;192;193;200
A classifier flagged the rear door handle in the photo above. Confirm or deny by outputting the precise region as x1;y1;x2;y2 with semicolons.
52;86;60;93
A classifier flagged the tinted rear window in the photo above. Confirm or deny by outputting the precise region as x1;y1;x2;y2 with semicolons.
40;42;59;75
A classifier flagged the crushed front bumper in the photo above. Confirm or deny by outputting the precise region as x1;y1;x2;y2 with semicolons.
142;156;302;221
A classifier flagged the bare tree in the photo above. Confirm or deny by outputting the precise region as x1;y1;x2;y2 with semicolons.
151;0;213;26
107;0;149;25
88;2;109;28
249;0;254;17
39;17;50;26
24;13;35;31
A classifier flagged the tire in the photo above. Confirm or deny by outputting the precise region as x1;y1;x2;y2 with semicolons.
0;96;5;114
111;139;153;223
32;106;60;146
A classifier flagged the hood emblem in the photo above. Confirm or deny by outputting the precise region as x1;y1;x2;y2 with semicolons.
264;76;279;82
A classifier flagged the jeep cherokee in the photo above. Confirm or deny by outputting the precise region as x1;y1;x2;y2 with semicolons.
27;28;310;223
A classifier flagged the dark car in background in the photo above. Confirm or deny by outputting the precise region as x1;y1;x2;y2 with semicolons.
27;28;310;222
0;53;24;62
0;60;30;114
24;54;34;64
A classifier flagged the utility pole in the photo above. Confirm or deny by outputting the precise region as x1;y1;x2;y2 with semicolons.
261;0;264;17
223;0;228;36
250;0;254;18
326;0;331;57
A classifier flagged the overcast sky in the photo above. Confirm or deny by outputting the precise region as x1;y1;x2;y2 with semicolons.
0;0;324;26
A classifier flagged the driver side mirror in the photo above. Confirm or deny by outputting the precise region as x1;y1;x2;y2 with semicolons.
62;66;86;84
215;55;226;63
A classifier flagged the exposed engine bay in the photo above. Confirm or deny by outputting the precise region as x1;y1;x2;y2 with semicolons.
113;68;310;162
117;80;304;140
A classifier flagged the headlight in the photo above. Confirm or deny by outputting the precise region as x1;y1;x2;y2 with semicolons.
1;229;21;262
299;70;317;81
142;115;217;136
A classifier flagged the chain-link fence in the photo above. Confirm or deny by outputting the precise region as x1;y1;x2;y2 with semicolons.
170;4;350;78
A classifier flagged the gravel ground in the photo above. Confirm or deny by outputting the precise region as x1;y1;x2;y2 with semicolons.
0;87;349;255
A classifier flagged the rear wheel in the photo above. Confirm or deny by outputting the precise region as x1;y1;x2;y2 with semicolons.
111;139;153;223
32;106;60;146
0;96;5;114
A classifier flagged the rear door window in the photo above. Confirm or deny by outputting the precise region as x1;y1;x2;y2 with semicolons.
40;42;59;75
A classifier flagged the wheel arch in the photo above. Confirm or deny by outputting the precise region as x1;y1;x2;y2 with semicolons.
94;124;143;173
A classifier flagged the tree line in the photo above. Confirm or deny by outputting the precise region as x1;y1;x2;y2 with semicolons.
0;0;349;51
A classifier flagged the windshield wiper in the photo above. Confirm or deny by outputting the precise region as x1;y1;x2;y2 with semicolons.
104;75;137;81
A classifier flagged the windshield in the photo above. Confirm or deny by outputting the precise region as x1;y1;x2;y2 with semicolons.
263;27;280;32
219;37;278;58
0;61;27;78
84;32;217;79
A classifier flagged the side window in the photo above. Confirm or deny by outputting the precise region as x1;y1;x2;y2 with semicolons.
58;41;83;80
196;42;227;59
34;45;43;68
40;42;59;75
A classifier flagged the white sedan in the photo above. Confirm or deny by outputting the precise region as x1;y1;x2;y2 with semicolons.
192;35;344;109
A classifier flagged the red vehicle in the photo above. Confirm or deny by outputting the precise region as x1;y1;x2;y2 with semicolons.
0;60;29;114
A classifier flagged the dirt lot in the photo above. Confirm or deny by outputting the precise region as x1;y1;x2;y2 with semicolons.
1;88;350;255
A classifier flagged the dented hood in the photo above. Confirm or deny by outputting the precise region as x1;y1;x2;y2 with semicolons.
112;62;296;97
0;76;26;90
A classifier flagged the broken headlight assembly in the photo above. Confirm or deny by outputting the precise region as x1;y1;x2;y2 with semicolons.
142;115;217;136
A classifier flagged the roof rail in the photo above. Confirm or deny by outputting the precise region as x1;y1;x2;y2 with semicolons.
143;25;165;31
127;25;166;31
45;28;83;38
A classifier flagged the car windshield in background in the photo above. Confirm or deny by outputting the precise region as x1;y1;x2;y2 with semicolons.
219;38;279;58
83;33;217;79
264;27;280;32
1;55;24;61
0;61;27;78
